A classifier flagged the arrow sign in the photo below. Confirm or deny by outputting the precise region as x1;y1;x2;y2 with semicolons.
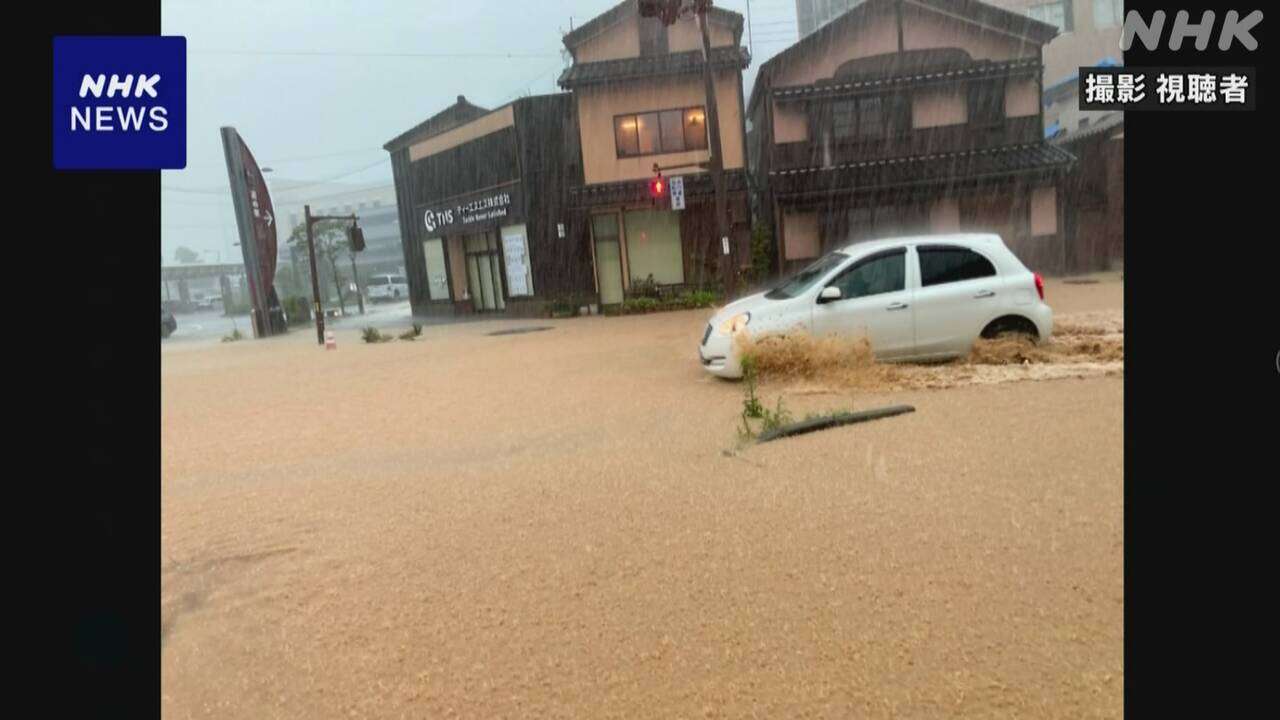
264;211;273;228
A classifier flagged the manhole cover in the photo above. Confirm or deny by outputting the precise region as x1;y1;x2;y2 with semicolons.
487;326;554;337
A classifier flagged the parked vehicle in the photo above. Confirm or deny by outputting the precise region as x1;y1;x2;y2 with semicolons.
162;305;178;339
699;233;1052;378
196;294;223;311
366;274;409;302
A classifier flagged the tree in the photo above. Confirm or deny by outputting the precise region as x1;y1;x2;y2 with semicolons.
287;220;353;314
174;246;200;264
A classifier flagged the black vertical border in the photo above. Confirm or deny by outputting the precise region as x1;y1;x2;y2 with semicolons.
42;2;162;718
1124;2;1271;717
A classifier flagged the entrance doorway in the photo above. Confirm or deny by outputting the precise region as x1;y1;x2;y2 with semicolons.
591;214;624;305
463;231;505;312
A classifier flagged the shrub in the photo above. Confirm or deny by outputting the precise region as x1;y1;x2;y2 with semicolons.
361;326;392;343
221;328;244;343
282;296;312;326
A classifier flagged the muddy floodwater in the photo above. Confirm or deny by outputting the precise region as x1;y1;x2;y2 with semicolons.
162;275;1123;719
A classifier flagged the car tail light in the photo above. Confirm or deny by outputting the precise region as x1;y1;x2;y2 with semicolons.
1034;272;1045;301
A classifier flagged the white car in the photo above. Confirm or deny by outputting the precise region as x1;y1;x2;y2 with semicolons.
367;274;409;303
699;233;1052;379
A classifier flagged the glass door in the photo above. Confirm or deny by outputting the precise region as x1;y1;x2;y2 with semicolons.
591;213;624;306
463;231;505;312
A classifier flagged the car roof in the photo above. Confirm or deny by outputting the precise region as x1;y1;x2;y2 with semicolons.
836;233;1004;256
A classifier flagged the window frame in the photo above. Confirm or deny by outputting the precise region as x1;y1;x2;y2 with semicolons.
821;247;908;302
916;244;998;288
825;93;912;143
613;105;709;159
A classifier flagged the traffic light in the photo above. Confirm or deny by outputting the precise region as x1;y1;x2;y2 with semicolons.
348;224;366;252
649;172;666;201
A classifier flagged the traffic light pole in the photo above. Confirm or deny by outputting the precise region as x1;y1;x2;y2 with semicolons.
304;205;326;346
697;4;737;298
303;207;361;345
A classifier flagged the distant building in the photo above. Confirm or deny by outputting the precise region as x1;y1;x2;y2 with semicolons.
269;180;404;303
796;0;865;38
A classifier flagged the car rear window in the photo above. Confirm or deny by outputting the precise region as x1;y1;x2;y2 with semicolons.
369;277;390;286
918;246;996;287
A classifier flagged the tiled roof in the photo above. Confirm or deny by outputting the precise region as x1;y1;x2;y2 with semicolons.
568;169;749;208
772;58;1042;101
558;46;750;89
769;143;1076;194
1051;113;1124;146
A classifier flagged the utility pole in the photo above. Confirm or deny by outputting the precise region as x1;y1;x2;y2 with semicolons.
304;205;326;345
695;1;737;298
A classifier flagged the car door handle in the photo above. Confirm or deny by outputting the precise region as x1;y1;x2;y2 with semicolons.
973;290;996;299
886;302;910;311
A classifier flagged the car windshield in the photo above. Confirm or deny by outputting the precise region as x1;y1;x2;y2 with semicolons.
368;277;390;286
764;252;849;299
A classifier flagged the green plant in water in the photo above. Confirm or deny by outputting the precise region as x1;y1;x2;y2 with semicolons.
221;328;244;343
741;356;764;419
361;326;392;343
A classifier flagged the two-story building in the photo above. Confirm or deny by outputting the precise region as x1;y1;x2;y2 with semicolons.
558;0;753;304
384;94;591;317
749;0;1077;275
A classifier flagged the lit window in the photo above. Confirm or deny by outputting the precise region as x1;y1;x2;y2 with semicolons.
614;106;709;157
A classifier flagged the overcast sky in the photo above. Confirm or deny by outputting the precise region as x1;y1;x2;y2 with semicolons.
160;0;803;263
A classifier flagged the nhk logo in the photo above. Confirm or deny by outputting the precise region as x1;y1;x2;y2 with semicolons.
53;36;186;170
73;73;169;132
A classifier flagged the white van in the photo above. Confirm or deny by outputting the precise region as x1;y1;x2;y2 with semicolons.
367;274;409;303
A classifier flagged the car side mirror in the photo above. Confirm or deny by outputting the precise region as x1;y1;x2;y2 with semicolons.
818;286;842;303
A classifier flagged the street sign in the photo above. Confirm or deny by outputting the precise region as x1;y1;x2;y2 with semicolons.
221;127;282;338
670;176;686;210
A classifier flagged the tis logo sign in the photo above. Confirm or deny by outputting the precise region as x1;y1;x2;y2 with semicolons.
53;36;186;169
424;208;454;233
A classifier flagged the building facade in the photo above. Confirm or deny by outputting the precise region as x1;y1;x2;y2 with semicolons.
385;94;589;317
558;1;753;304
984;0;1124;127
749;0;1077;275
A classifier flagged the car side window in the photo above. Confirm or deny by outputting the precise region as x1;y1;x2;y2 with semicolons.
918;246;996;287
828;249;906;300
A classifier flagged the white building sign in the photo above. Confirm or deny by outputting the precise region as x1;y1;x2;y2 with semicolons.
669;176;685;211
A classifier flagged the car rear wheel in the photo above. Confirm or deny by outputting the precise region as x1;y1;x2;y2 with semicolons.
981;315;1039;341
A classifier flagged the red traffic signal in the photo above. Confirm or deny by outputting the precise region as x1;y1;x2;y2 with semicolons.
649;174;666;199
